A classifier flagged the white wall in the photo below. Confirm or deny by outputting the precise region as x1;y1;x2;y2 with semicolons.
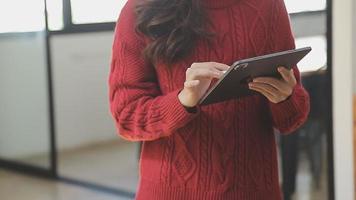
332;0;355;199
0;33;50;162
0;31;119;161
51;32;118;151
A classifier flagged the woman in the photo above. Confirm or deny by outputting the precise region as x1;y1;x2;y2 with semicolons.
108;0;310;199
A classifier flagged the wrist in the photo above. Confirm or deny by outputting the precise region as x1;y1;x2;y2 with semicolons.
178;89;197;108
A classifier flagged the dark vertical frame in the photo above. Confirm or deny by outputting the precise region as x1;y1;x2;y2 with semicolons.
63;0;73;28
326;0;335;199
44;0;58;179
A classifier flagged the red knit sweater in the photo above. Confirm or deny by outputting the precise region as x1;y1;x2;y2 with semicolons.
108;0;310;199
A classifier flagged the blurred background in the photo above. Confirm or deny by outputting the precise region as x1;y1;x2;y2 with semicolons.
0;0;354;200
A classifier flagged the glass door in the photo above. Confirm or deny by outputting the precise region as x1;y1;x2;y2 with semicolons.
0;0;51;170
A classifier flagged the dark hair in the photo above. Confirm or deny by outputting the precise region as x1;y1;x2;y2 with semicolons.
134;0;215;66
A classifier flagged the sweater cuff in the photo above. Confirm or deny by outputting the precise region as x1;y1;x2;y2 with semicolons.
269;84;306;126
159;89;201;133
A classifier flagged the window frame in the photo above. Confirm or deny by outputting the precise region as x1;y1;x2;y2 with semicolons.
0;0;326;36
49;1;328;73
48;0;115;35
49;0;326;35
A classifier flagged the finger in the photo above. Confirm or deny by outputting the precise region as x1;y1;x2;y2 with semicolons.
187;68;223;80
191;62;230;71
249;85;277;102
249;82;280;96
253;77;285;91
207;62;231;71
253;77;292;95
250;82;288;102
249;83;277;99
278;66;294;83
184;80;200;88
187;67;223;77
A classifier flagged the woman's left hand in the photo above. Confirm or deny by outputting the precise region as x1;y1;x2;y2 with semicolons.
248;66;297;103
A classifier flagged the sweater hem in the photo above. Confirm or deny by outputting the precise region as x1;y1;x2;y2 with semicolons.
135;180;282;200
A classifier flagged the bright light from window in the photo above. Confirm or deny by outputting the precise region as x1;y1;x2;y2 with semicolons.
70;0;127;24
285;0;326;13
295;36;327;72
0;0;327;33
46;0;64;30
0;0;45;33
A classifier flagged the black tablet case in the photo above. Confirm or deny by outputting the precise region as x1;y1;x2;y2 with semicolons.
199;47;312;105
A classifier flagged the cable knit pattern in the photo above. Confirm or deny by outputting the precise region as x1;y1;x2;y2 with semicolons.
108;0;310;199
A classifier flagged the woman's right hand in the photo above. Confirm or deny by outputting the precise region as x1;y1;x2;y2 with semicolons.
178;62;230;108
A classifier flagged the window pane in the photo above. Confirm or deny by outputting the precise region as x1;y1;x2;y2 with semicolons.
46;0;64;30
295;35;327;72
70;0;127;24
0;5;51;168
285;0;326;13
0;0;45;33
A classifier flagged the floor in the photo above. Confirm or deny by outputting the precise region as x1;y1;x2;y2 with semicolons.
20;140;140;193
0;169;131;200
0;140;328;200
290;152;328;200
57;140;140;192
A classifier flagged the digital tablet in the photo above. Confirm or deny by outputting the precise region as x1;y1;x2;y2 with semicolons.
199;47;312;106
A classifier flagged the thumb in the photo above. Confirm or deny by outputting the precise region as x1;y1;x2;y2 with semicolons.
278;67;294;83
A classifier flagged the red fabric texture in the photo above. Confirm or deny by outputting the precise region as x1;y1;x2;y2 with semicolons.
108;0;310;199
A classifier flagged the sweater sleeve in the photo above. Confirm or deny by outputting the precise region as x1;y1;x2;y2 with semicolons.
108;0;199;142
268;0;310;134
